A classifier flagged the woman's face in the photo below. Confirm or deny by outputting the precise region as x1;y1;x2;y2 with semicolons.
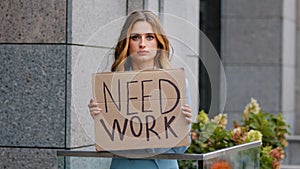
129;21;158;70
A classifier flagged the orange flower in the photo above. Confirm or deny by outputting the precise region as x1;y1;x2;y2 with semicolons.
210;160;232;169
272;160;281;169
269;147;285;160
191;132;198;141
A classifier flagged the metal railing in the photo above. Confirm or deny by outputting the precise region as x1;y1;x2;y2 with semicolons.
57;140;261;169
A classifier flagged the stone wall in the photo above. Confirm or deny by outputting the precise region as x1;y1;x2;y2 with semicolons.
0;0;67;168
0;0;125;168
0;0;200;168
221;0;297;133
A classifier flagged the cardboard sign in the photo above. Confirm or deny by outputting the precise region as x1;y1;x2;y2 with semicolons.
93;68;190;151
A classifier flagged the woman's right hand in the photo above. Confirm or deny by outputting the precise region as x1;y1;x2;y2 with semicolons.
88;99;102;119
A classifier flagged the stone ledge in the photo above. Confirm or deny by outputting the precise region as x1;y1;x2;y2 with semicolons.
287;135;300;141
281;165;300;169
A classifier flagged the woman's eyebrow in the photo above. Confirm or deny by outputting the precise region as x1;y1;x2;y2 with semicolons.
130;33;155;35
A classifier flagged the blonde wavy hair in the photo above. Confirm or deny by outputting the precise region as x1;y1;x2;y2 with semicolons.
111;10;173;71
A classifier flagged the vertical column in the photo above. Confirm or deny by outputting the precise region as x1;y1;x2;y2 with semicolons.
67;0;127;149
66;0;126;168
0;0;67;168
295;0;300;135
162;0;200;120
199;0;222;116
281;0;297;133
221;0;295;128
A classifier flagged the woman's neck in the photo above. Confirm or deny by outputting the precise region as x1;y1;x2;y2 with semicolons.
131;61;155;70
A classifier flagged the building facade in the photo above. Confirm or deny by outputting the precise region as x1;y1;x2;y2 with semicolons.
0;0;299;168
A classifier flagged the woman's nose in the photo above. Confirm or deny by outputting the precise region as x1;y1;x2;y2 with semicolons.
139;37;146;48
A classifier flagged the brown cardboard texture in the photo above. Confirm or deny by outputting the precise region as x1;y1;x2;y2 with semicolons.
93;68;190;151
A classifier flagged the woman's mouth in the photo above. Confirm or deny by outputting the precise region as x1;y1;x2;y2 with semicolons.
137;50;149;55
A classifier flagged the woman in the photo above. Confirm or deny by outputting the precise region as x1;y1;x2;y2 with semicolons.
88;10;192;169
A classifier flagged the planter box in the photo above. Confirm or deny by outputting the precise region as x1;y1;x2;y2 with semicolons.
57;140;261;169
181;140;261;169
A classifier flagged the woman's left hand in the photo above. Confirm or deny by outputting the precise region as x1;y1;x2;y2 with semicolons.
181;104;192;124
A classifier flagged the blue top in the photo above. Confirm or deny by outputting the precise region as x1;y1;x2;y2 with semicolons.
110;146;188;169
109;79;191;169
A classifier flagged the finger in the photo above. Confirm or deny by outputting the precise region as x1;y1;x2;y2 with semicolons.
182;107;191;113
182;110;192;118
90;107;102;112
91;110;101;116
185;117;192;124
89;98;98;105
182;105;191;112
88;102;100;108
88;104;94;108
184;104;190;107
90;110;101;119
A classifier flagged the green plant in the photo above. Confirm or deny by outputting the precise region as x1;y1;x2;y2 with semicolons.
240;98;290;169
179;98;290;169
186;111;234;154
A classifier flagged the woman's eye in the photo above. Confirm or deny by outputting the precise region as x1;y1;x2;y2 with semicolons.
131;35;139;41
146;35;154;40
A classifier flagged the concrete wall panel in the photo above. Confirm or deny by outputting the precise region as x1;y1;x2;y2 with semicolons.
0;45;66;147
67;45;113;148
128;0;144;13
69;0;126;46
222;18;281;65
222;0;297;136
0;0;66;43
224;65;281;113
145;0;159;13
223;0;281;18
0;144;60;169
